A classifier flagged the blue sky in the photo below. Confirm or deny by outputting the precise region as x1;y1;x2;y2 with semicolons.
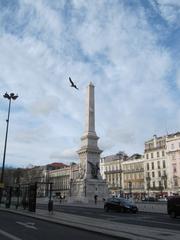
0;0;180;167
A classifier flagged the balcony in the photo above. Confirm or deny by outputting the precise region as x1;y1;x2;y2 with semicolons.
144;145;165;152
124;187;144;191
104;169;122;174
123;168;144;173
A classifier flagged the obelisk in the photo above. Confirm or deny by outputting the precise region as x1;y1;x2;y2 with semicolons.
78;82;102;179
70;82;108;203
85;81;96;134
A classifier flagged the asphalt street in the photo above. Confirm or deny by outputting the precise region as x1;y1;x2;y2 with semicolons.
0;211;129;240
37;204;180;231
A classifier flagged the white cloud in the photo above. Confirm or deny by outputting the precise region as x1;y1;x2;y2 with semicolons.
49;148;79;163
156;0;180;26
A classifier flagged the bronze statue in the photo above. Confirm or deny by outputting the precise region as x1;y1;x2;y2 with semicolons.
88;161;99;178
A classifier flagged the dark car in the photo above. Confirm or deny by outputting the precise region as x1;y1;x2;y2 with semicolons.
104;197;138;213
167;196;180;218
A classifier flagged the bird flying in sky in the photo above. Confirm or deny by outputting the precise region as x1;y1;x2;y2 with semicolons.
69;77;79;90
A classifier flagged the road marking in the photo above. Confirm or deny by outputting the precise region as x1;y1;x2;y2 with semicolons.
16;221;38;230
0;228;22;240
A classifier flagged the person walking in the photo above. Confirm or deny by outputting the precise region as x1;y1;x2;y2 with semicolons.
94;194;98;204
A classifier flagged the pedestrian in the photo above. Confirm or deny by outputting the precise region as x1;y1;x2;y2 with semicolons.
59;192;62;204
94;194;98;204
22;198;27;210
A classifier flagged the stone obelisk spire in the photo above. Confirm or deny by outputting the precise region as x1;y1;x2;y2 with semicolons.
85;82;96;135
77;82;102;179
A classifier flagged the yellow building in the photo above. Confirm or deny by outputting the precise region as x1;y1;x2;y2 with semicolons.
122;154;144;199
100;152;128;196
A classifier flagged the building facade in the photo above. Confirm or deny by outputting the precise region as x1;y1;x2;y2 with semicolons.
144;135;168;197
166;132;180;195
49;163;79;199
100;152;128;196
122;154;144;199
15;132;180;199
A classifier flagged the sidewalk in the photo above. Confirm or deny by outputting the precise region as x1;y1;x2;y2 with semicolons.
0;204;179;240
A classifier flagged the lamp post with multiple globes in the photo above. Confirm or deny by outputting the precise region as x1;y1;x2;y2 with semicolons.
0;92;18;204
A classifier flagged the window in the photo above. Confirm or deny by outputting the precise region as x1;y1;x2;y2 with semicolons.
174;177;178;186
151;153;153;158
146;153;149;159
162;150;165;156
163;160;166;168
152;172;155;177
172;153;175;160
157;152;159;157
172;164;177;173
147;163;149;171
158;171;161;177
171;144;174;150
157;161;160;169
153;182;155;188
151;162;154;170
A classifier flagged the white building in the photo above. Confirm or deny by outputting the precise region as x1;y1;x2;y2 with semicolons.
144;135;168;197
49;163;79;198
166;132;180;195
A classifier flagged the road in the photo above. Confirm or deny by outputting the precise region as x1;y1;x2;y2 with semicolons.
0;211;128;240
37;204;180;231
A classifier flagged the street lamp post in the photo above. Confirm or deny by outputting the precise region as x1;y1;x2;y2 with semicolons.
119;186;122;197
84;178;86;197
128;181;132;198
161;174;167;197
146;176;151;198
159;181;163;196
69;178;73;197
0;92;18;203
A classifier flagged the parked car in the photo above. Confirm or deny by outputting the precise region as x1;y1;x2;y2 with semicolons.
142;197;157;202
158;197;167;202
104;197;138;213
167;196;180;218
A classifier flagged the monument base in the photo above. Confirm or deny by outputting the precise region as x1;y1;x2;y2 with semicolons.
68;178;109;203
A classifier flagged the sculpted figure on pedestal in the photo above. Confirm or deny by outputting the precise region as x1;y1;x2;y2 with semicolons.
88;161;99;179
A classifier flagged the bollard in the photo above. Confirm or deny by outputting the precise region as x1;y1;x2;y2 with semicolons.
48;200;53;213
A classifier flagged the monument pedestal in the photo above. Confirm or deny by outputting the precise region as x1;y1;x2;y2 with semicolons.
68;178;108;203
